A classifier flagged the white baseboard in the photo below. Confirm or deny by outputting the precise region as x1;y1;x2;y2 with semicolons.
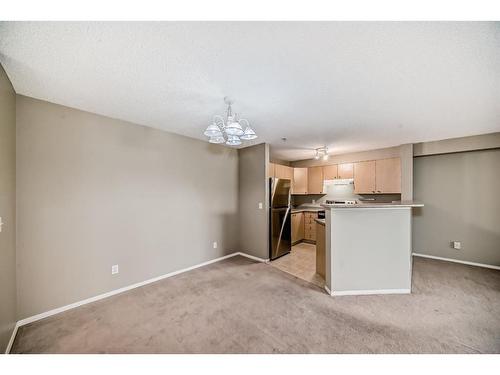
4;322;19;354
236;252;269;263
331;288;411;297
412;253;500;271
13;251;266;337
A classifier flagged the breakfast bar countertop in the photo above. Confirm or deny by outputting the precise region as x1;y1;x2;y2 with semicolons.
314;218;325;225
291;206;324;213
321;200;424;209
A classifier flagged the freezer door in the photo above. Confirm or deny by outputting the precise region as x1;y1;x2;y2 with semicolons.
271;178;291;208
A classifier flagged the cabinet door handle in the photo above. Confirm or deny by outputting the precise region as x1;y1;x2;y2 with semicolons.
372;190;375;193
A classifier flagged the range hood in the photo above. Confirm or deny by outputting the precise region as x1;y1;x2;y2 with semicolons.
324;178;354;186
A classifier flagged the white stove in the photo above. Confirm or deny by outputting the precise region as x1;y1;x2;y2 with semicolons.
325;200;357;205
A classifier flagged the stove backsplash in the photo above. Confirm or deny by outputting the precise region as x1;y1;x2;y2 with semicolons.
291;182;401;207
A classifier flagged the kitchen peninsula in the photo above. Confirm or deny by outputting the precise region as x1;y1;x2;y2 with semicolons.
321;201;423;296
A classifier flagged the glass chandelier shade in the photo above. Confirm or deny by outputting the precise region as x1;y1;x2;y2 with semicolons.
203;123;223;137
208;135;225;144
226;135;242;146
240;126;257;140
203;98;257;146
225;120;244;136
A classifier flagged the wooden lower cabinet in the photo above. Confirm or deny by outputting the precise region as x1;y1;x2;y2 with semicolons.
316;222;326;278
291;212;304;244
303;212;318;242
291;211;319;244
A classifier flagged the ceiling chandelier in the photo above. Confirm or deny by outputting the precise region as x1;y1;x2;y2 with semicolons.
203;97;257;146
314;146;329;161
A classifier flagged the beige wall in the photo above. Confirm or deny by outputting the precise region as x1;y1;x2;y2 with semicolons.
9;89;500;322
0;65;16;351
414;132;500;157
399;144;413;201
16;95;239;319
413;149;500;266
238;143;269;260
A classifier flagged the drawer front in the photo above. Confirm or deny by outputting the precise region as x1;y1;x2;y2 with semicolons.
304;231;316;240
305;219;317;226
304;223;316;230
304;225;316;234
304;213;318;222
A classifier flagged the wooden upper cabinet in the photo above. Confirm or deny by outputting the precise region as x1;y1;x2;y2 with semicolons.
353;161;376;194
274;163;283;178
354;158;401;194
323;164;338;180
274;164;294;191
375;158;401;193
338;163;354;179
307;166;324;194
274;164;286;179
293;168;308;194
319;163;354;180
268;162;275;178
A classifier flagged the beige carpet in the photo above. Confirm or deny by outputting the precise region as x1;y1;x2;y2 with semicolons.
11;256;500;353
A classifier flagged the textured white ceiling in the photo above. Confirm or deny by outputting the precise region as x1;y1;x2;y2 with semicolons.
1;22;499;160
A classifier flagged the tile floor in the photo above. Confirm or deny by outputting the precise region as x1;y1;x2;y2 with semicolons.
269;242;325;287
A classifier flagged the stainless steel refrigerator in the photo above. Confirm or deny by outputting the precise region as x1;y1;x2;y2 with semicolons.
269;178;292;260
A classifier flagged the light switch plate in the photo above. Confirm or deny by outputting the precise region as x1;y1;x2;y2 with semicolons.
111;265;119;275
452;241;462;250
258;202;263;209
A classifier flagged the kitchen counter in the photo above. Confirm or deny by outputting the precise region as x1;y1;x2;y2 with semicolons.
321;200;423;209
323;201;423;297
291;207;323;213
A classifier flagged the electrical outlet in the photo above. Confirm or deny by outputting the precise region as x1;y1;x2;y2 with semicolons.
111;265;119;275
258;202;263;209
452;241;462;250
0;216;3;233
213;241;218;249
